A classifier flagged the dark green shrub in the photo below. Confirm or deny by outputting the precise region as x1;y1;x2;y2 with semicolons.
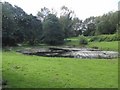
89;36;103;42
79;36;88;45
89;34;119;42
64;39;71;42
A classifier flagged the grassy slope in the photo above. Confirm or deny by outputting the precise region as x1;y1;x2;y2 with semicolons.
3;51;118;88
88;41;118;51
65;37;118;51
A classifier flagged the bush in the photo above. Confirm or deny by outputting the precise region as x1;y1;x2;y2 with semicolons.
64;39;71;42
89;34;120;42
89;36;98;42
79;36;88;45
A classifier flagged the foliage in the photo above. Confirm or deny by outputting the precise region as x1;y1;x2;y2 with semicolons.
19;14;43;45
72;17;83;36
37;7;50;21
79;35;88;45
82;17;96;36
43;14;64;45
2;2;20;46
2;2;43;46
65;36;118;51
95;12;118;35
82;12;118;36
89;34;120;42
59;6;75;38
2;2;119;46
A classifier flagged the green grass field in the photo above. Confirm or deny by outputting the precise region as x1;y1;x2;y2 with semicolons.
2;51;118;88
2;35;119;88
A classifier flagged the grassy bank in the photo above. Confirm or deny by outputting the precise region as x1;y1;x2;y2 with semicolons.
65;36;118;51
88;41;118;51
2;51;118;88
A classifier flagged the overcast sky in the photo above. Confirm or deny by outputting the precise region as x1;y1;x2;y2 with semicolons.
2;0;119;20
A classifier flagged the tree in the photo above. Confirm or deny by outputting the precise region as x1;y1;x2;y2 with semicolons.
95;12;118;35
2;2;43;46
82;16;96;36
72;17;83;36
37;7;50;22
43;14;64;45
19;14;43;45
60;6;75;38
2;2;18;46
12;5;27;43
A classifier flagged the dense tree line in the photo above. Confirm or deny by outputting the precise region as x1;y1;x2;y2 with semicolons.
2;2;43;46
2;2;118;46
82;12;118;36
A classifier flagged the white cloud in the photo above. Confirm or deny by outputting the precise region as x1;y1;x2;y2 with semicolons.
2;0;119;20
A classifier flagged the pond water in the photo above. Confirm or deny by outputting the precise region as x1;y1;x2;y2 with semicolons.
17;47;118;59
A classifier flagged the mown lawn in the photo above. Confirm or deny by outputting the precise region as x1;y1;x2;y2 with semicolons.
88;41;118;51
2;51;118;88
65;37;118;51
